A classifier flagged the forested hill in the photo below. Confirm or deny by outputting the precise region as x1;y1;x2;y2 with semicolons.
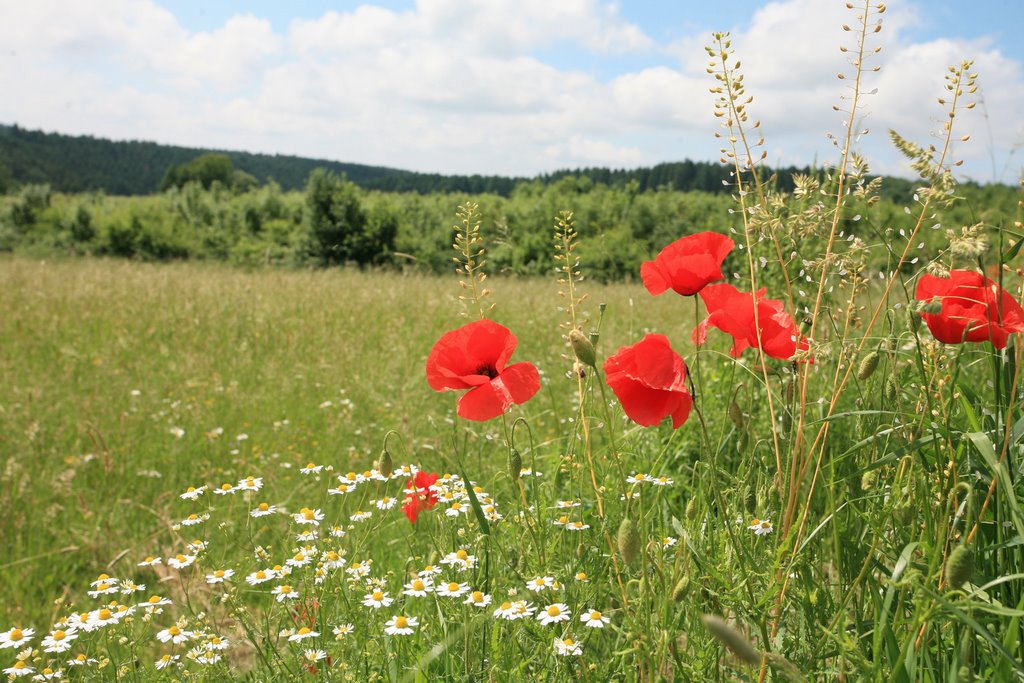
0;122;921;199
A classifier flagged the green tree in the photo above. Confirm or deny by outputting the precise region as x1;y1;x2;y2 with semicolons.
161;153;234;191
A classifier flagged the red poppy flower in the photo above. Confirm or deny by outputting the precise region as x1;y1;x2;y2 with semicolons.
426;320;540;422
603;334;692;429
693;283;808;360
402;471;439;524
641;232;735;297
915;270;1024;349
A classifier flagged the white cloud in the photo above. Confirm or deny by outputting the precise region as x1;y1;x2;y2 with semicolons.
0;0;1021;180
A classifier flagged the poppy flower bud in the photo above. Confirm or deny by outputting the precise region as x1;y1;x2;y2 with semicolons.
568;328;597;367
671;576;690;602
685;498;699;520
617;517;640;565
883;376;898;403
376;449;393;478
946;545;974;589
857;350;881;380
701;614;761;666
508;448;522;482
728;401;745;428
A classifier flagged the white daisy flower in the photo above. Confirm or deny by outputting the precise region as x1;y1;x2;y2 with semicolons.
156;625;193;644
205;569;234;584
383;615;417;636
139;595;173;609
194;651;221;665
564;521;590;531
32;665;63;680
66;655;97;667
179;486;206;500
288;627;320;642
321;551;346;570
445;502;469;517
328;482;356;496
332;623;354;639
246;569;276;585
87;580;119;598
526;576;555;592
154;654;179;670
204;635;230;651
748;518;774;536
435;581;469;598
663;537;678;549
329;525;347;538
40;628;76;653
652;475;674;486
137;556;162;567
418;564;443;577
626;472;650;485
373;496;398;510
403;578;433;597
167;554;196;570
361;591;393;609
303;649;328;663
554;636;583;656
236;476;263;491
272;585;299;602
180;513;209;527
580;609;610;628
286;552;312;568
493;600;535;621
537;603;571;625
440;549;476;571
295;530;318;543
464;591;492;608
350;510;373;522
3;661;34;677
212;482;236;495
345;561;372;579
293;508;325;525
250;502;277;517
575;571;590;583
169;427;185;439
299;463;323;475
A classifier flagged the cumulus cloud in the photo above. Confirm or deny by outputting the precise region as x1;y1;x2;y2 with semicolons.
0;0;1020;180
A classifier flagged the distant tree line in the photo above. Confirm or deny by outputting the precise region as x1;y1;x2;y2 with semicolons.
0;122;947;204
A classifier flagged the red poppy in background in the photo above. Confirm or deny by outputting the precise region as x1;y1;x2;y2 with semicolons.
641;232;735;297
915;270;1024;349
693;283;808;361
426;320;540;422
603;334;692;429
402;471;439;524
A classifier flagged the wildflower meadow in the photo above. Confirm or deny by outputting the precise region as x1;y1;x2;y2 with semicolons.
3;4;1024;681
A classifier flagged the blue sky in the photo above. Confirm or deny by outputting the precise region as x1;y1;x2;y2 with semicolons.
1;1;1022;182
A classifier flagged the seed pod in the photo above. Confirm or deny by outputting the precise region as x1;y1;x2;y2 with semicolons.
508;448;522;482
857;350;881;380
375;448;393;479
685;498;698;520
884;376;898;403
728;400;745;428
671;576;690;602
860;470;877;491
946;545;974;589
568;328;597;367
701;614;761;666
617;517;640;565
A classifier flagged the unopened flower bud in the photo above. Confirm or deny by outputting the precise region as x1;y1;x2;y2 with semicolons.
376;449;393;478
858;350;881;380
568;329;596;367
884;376;898;403
701;614;761;666
617;517;640;565
946;545;974;589
728;401;745;428
509;448;522;482
685;498;698;520
671;576;690;602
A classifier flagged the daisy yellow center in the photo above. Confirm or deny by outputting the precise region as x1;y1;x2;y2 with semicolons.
42;668;54;675
280;586;293;594
303;510;315;520
255;571;267;579
760;521;771;528
272;565;284;572
635;473;645;481
187;514;198;520
345;473;357;481
297;627;311;635
148;596;162;604
214;570;225;578
547;605;561;617
211;637;222;644
294;553;305;562
412;580;424;590
74;655;86;662
423;565;434;572
186;487;196;493
176;554;188;562
577;572;588;581
143;556;155;563
351;563;362;569
394;617;408;629
362;471;372;478
168;626;180;635
98;609;112;620
52;630;66;640
245;477;255;484
97;573;109;580
558;516;569;524
305;463;315;469
9;629;22;640
372;591;384;601
590;610;602;620
326;552;339;561
158;656;171;663
447;582;460;592
471;591;484;602
13;662;26;670
220;483;232;491
750;518;761;526
452;503;462;510
456;549;468;560
500;601;512;610
563;638;575;647
258;503;269;511
534;579;546;587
